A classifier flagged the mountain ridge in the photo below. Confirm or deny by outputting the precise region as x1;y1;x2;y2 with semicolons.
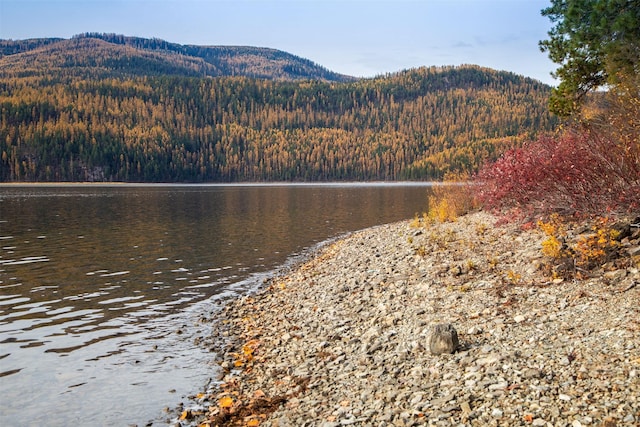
0;33;356;82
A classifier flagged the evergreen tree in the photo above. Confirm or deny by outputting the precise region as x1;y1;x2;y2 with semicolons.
540;0;640;116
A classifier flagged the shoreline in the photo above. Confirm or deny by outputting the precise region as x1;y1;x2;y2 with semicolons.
182;211;639;426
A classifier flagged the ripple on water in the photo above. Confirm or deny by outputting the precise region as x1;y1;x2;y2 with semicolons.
0;296;30;306
63;291;109;301
99;271;130;277
0;256;50;266
0;299;61;322
98;295;145;306
86;269;109;276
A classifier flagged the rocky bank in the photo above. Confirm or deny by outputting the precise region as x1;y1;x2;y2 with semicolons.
181;211;639;427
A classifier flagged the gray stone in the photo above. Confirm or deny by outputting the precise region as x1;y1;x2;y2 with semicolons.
627;245;640;257
429;323;459;355
467;325;483;335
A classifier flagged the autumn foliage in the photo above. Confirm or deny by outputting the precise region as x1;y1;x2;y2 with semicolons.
427;172;477;223
476;123;640;218
536;214;624;279
0;61;556;182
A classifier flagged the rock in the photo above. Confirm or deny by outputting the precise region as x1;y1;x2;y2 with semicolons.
627;245;640;257
514;314;526;323
429;323;459;355
523;368;543;379
603;270;626;282
467;325;483;335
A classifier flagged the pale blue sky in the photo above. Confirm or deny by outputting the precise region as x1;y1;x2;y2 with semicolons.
0;0;557;85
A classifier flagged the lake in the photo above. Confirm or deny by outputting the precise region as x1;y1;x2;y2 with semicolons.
0;183;433;426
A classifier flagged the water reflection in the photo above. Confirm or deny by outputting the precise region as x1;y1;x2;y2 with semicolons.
0;183;432;425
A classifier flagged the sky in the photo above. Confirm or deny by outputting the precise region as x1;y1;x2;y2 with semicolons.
0;0;558;85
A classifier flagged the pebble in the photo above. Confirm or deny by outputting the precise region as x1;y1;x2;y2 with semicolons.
187;212;640;426
491;408;503;418
513;314;526;323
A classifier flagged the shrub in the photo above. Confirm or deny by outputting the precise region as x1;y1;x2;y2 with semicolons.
427;171;476;223
537;214;623;278
573;218;621;269
476;125;640;219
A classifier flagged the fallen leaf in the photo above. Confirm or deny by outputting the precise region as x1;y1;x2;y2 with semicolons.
219;396;234;409
524;414;534;423
246;419;260;427
179;410;189;420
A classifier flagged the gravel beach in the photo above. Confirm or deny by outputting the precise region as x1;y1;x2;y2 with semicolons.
185;211;640;427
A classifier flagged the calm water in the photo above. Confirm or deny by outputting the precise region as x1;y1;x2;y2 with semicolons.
0;183;433;426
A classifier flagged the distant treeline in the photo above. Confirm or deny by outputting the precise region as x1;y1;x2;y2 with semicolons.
0;33;355;82
0;65;558;182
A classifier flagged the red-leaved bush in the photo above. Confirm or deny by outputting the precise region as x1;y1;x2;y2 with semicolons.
476;128;640;218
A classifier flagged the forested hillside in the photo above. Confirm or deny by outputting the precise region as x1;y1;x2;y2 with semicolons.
0;35;558;182
0;34;354;82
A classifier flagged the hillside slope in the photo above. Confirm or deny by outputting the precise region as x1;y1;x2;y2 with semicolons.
0;33;354;82
0;62;557;182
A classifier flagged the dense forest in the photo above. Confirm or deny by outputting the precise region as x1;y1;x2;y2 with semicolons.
0;35;558;182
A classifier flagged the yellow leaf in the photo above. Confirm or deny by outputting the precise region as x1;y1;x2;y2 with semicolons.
242;345;254;360
246;419;260;427
234;359;244;367
245;339;260;348
179;410;189;420
219;396;234;408
196;393;205;399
